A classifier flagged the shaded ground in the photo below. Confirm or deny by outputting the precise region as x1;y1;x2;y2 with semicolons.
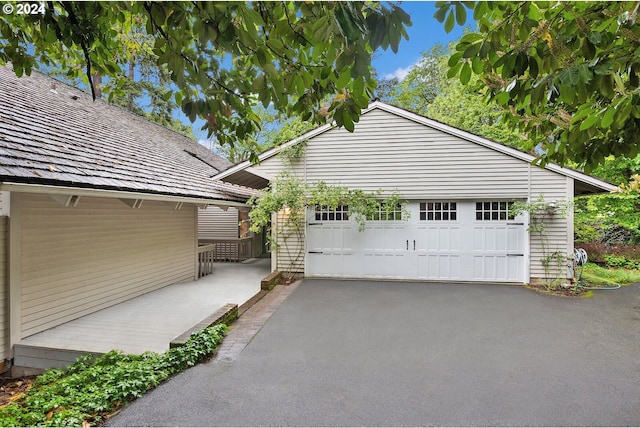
108;279;640;427
0;375;35;407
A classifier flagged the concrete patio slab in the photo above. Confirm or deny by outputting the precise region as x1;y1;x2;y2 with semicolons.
18;259;270;358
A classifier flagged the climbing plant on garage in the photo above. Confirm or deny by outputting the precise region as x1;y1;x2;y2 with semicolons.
511;195;573;289
248;173;408;277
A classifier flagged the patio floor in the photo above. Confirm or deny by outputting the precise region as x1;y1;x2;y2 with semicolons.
17;258;270;364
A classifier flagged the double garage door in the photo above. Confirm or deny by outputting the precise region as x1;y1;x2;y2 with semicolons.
306;200;526;283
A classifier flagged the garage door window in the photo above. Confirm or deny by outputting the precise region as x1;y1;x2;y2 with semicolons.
420;202;457;221
475;201;515;221
315;205;349;221
367;203;403;221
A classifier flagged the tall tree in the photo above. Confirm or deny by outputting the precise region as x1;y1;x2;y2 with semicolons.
378;46;526;150
1;2;411;162
435;1;640;171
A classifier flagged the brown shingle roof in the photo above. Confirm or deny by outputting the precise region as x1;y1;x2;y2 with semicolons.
0;65;254;202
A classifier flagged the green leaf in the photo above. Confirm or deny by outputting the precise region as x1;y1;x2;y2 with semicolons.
460;62;471;84
455;3;467;26
444;11;455;33
579;114;598;131
600;107;616;128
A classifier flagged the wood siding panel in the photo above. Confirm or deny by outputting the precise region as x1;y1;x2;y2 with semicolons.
0;216;7;360
274;210;304;273
256;109;530;199
198;206;238;240
528;166;571;280
20;194;196;338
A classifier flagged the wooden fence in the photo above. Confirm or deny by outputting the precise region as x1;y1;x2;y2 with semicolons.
197;237;254;278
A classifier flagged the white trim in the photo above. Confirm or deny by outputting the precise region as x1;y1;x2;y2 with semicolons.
215;100;617;194
212;123;335;181
8;192;21;354
0;182;250;208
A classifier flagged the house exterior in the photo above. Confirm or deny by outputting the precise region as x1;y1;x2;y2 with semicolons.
215;101;616;284
0;66;255;371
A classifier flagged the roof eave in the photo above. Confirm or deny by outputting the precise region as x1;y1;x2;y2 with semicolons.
0;181;251;207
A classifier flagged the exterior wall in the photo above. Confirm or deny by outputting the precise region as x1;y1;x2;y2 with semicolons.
0;215;7;361
273;210;304;273
198;206;239;240
18;193;196;338
255;109;531;199
252;108;573;282
528;167;573;280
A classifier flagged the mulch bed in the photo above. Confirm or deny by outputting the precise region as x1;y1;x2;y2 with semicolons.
524;282;588;297
0;374;36;407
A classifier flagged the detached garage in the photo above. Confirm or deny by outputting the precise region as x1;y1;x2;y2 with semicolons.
216;101;616;284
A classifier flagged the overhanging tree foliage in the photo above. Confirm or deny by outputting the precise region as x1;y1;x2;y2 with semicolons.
377;46;527;151
1;1;411;161
435;1;640;171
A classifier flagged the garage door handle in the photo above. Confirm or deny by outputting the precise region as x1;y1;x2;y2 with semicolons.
413;240;416;250
406;240;409;250
507;253;524;257
308;222;323;226
507;222;524;225
308;251;323;254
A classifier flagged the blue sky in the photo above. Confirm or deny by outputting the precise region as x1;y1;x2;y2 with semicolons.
372;1;468;80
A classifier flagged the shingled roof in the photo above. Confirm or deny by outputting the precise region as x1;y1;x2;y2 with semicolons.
0;65;254;202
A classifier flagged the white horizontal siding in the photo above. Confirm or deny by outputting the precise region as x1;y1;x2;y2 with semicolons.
198;206;238;240
274;210;304;273
255;109;530;199
20;194;196;338
0;216;7;361
528;167;571;280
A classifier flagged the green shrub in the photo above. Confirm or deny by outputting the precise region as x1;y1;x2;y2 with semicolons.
604;254;640;270
0;324;227;427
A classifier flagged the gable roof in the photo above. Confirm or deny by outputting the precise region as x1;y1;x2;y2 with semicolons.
214;100;616;195
0;65;253;204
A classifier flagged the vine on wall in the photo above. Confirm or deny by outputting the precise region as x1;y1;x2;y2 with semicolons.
511;194;572;289
248;173;408;276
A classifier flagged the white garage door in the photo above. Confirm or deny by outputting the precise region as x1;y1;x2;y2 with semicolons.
306;201;526;282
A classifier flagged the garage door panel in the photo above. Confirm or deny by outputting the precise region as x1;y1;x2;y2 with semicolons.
307;251;356;277
364;225;406;251
420;254;460;280
473;254;523;282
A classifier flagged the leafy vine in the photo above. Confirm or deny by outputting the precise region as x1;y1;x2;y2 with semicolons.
248;173;408;276
511;194;572;289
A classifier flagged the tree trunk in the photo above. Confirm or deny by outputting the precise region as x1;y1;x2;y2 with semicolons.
127;60;135;111
93;73;102;99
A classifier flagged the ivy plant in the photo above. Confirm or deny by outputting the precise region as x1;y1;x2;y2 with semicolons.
511;194;573;289
248;173;408;274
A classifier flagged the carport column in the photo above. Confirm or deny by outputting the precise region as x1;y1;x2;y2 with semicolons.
271;212;277;272
566;177;575;274
8;192;22;357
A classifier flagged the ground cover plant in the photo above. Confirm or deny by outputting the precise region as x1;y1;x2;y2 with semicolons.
0;324;227;427
579;262;640;288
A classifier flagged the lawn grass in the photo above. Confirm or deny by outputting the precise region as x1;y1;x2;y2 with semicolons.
578;263;640;287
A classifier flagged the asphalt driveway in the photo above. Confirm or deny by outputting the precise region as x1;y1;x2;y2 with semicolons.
108;279;640;426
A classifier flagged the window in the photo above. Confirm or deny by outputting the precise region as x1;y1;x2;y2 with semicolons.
475;201;515;221
315;205;349;221
367;203;403;221
420;201;457;221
